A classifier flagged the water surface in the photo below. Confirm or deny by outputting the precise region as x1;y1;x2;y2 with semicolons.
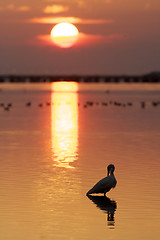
0;82;160;240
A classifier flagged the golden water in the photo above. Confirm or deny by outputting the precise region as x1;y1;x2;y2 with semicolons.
0;82;160;240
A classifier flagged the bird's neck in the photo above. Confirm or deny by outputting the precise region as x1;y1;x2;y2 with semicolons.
107;172;114;176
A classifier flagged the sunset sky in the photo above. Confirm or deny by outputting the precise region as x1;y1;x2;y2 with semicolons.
0;0;160;75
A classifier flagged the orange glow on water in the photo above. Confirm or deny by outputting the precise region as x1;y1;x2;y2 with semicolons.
51;82;78;168
52;81;78;92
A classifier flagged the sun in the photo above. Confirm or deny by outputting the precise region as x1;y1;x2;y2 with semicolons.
50;23;79;48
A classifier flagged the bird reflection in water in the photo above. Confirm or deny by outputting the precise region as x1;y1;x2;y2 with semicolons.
51;82;78;168
87;195;117;228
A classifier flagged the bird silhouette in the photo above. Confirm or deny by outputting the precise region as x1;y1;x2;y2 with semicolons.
26;102;31;107
86;164;117;196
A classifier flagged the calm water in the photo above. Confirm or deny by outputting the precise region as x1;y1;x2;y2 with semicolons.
0;82;160;240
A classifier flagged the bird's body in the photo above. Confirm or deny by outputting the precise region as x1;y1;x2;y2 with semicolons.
86;164;117;196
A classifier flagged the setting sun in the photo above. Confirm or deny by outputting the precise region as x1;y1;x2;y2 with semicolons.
50;23;79;48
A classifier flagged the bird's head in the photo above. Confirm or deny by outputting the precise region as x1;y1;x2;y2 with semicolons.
107;164;115;175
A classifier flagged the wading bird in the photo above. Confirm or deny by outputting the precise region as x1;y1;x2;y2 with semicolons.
86;164;117;196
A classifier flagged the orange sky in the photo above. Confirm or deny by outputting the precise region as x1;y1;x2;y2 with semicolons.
0;0;160;75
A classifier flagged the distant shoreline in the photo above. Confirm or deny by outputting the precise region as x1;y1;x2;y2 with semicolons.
0;72;160;83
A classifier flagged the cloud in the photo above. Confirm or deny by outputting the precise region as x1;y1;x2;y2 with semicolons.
77;33;124;47
44;0;61;2
35;32;124;48
0;4;30;12
77;1;86;8
17;6;30;12
44;4;69;14
78;0;112;7
105;0;112;3
36;35;54;46
144;2;151;10
29;17;114;25
6;4;15;10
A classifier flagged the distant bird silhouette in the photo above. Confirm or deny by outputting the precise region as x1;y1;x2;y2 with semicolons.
26;102;31;107
4;106;10;111
102;102;108;106
152;101;160;107
141;101;145;108
86;164;117;196
7;103;12;107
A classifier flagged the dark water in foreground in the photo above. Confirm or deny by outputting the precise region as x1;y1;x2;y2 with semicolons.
0;83;160;240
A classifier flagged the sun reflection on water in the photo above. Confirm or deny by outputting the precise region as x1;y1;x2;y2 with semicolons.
51;82;78;168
